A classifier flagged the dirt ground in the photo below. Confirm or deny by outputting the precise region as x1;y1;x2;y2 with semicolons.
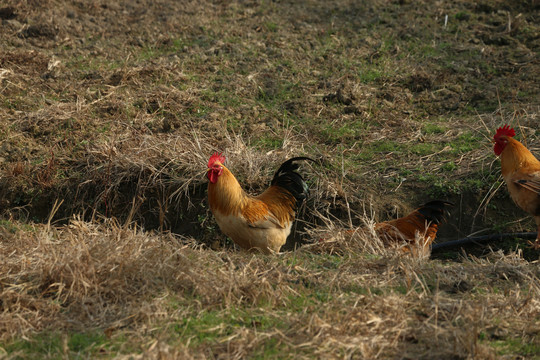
1;0;539;240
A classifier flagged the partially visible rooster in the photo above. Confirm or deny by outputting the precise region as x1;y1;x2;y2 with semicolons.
207;153;314;254
493;124;540;249
374;200;454;250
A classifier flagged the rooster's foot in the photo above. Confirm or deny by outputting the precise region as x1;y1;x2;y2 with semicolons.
527;239;540;250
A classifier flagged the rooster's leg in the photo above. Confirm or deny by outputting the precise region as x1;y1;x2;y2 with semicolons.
527;222;540;250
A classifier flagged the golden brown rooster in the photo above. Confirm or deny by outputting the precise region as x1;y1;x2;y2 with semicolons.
493;124;540;249
375;200;454;250
207;153;314;254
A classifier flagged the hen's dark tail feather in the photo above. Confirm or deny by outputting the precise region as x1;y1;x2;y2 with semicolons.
416;200;454;224
271;157;316;208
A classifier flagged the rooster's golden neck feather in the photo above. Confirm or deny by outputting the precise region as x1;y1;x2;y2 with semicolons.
500;137;540;177
207;165;246;216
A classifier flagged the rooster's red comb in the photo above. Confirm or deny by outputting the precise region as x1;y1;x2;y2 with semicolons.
208;152;226;167
494;124;515;139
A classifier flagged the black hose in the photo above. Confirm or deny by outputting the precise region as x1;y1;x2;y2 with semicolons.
431;232;538;252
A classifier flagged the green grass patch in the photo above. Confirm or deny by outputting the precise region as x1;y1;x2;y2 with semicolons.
423;123;446;134
488;337;540;357
265;22;278;32
441;162;457;172
253;135;283;150
200;88;243;108
3;331;112;359
4;332;64;358
410;142;442;156
320;124;360;144
358;68;384;83
0;219;21;233
171;309;285;347
448;131;484;154
369;140;402;153
257;81;303;106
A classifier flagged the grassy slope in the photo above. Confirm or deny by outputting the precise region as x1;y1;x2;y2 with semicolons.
0;0;539;358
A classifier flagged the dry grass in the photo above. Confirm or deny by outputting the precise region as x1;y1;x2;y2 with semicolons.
1;218;539;358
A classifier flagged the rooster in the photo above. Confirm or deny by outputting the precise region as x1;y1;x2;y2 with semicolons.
207;153;314;254
493;124;540;249
374;200;454;250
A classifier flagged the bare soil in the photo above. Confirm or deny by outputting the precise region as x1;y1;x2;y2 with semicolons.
0;0;539;242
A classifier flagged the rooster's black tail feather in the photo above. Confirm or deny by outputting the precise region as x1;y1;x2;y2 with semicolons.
416;200;454;224
271;157;316;208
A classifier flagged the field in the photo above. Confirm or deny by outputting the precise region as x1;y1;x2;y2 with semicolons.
1;0;539;358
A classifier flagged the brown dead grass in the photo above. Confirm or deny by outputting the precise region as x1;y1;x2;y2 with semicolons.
1;218;539;358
